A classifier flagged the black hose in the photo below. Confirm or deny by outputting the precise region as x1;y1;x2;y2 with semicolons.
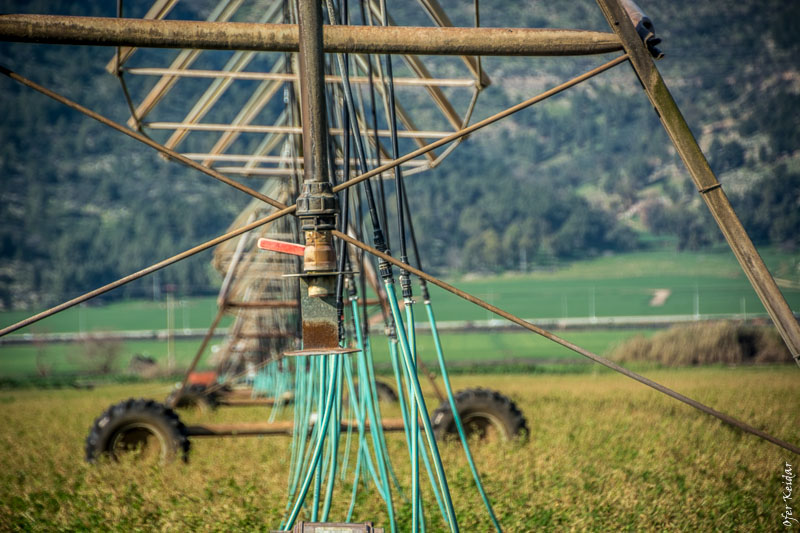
378;0;411;298
325;0;392;281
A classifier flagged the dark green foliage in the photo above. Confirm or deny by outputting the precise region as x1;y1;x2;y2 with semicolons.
1;0;799;306
730;165;800;250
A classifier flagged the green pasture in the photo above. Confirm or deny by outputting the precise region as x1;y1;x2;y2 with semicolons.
1;248;797;378
0;367;796;530
0;296;230;336
425;248;800;321
2;249;797;336
0;329;657;378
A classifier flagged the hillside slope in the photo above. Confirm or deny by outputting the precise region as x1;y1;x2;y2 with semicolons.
0;0;798;308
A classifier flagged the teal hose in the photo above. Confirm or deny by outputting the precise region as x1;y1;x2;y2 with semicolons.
406;304;420;532
312;355;328;521
426;301;503;532
385;280;459;533
286;357;313;506
284;353;341;530
343;348;384;497
321;352;342;521
392;323;450;527
363;336;406;500
339;354;354;481
351;299;397;533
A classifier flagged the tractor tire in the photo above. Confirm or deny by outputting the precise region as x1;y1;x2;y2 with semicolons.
166;384;219;412
347;379;399;404
431;388;527;442
373;379;399;403
85;398;190;463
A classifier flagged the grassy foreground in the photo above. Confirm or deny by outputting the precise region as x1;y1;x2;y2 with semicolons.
0;367;797;531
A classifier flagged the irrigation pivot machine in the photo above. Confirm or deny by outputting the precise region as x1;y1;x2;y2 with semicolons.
1;0;800;531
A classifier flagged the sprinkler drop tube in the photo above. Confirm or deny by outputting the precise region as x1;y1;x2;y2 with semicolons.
284;353;341;530
384;280;459;533
425;301;503;532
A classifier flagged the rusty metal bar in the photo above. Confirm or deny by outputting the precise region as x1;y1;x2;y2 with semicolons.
413;0;490;87
126;68;477;87
122;0;246;128
0;15;624;56
297;0;330;185
103;0;179;72
217;397;279;407
186;417;410;437
0;66;285;210
226;300;300;309
363;2;463;131
0;205;295;337
167;308;226;409
0;56;626;337
594;0;800;365
146;122;453;139
332;229;800;456
236;332;297;339
181;153;427;167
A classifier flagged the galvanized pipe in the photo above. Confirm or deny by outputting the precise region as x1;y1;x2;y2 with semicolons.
0;14;623;56
594;0;800;365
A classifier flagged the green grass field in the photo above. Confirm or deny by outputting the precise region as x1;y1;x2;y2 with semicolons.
0;367;796;531
2;249;798;334
0;329;659;378
1;248;797;378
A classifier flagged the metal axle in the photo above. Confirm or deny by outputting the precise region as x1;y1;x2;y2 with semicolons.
186;418;411;437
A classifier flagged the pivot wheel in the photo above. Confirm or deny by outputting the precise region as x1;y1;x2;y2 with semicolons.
373;379;399;403
85;398;190;463
432;388;528;442
347;379;399;404
166;384;219;412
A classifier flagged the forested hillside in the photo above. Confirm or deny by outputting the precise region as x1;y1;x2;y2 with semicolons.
1;0;798;309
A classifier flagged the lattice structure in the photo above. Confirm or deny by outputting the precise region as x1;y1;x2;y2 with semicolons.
1;1;799;531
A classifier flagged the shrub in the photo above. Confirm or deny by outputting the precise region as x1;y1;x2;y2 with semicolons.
610;321;791;366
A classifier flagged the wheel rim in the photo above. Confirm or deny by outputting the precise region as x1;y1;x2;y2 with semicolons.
109;422;168;462
461;411;508;442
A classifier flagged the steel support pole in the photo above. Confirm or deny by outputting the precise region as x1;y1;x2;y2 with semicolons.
296;1;328;186
594;0;800;365
0;15;623;56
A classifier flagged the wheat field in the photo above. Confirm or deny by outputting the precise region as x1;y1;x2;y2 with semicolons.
0;367;797;531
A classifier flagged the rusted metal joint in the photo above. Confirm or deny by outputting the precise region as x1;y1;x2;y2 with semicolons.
296;181;339;296
296;179;338;268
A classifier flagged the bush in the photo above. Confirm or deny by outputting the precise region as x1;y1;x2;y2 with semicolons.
610;321;791;366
